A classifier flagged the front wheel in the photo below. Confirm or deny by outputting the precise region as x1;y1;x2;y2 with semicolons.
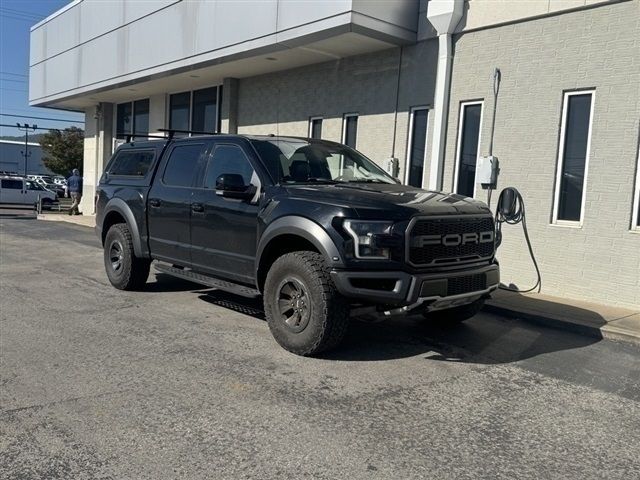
422;298;485;325
264;252;349;356
103;223;150;290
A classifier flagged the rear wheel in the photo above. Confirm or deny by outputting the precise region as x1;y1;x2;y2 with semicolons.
264;252;349;356
422;298;485;325
104;223;150;290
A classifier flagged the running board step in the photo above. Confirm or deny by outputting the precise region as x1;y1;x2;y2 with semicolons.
154;263;261;298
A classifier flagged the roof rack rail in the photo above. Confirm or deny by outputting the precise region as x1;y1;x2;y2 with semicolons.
157;128;219;137
116;132;169;143
117;129;220;144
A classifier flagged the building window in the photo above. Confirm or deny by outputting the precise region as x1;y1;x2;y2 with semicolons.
343;114;358;148
309;117;323;139
192;87;218;133
406;107;429;188
116;99;149;139
169;86;221;135
454;101;483;198
553;90;595;224
169;92;191;133
632;144;640;230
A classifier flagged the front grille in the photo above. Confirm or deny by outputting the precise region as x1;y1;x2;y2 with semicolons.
446;274;486;296
407;216;495;267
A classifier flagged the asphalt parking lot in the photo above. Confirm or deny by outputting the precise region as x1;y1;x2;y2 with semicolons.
1;216;639;479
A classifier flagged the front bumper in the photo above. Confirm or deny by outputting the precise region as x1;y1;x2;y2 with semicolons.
330;263;499;310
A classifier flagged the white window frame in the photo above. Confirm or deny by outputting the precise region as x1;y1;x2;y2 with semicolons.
632;142;640;232
342;113;359;147
453;100;484;198
552;89;595;227
308;116;323;139
404;106;429;187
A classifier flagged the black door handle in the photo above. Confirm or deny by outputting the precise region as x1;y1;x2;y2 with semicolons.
149;198;161;207
191;202;204;213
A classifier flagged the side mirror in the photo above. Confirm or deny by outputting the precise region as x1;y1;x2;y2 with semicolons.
215;173;255;200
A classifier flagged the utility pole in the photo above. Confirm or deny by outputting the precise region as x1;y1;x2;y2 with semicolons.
16;123;37;177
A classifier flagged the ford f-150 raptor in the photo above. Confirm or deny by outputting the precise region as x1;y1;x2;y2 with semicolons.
96;134;499;356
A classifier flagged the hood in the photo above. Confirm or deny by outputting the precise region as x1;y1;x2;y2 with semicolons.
284;183;491;219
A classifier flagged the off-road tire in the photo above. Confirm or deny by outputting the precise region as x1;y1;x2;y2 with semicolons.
422;298;485;325
264;252;349;356
104;223;150;290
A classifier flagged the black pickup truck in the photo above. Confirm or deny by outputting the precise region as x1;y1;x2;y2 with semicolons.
96;134;499;356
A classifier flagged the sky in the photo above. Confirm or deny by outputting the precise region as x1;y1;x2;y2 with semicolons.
0;0;83;137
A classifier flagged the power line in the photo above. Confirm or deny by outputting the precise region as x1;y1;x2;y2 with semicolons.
0;7;44;22
0;113;84;124
0;14;41;23
0;71;28;78
0;123;81;131
0;7;44;18
0;87;28;93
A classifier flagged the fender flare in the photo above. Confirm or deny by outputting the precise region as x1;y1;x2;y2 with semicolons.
102;198;144;257
256;216;344;276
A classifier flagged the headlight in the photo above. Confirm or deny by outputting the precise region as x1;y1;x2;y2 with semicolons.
343;220;393;259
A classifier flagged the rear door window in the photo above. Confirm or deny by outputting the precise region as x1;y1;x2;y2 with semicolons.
1;179;23;189
108;150;155;176
162;144;205;187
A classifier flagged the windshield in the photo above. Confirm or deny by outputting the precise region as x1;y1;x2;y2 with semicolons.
251;138;396;185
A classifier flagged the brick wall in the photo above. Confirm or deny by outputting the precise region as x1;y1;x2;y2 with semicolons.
234;0;639;308
444;0;640;308
236;40;439;183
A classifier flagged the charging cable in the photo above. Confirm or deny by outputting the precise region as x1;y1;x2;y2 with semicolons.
495;187;542;293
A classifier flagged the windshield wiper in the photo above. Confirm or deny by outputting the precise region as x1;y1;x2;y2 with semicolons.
347;178;386;183
286;177;338;184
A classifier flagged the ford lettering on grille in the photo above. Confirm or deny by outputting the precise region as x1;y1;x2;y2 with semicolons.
407;216;495;267
411;231;494;248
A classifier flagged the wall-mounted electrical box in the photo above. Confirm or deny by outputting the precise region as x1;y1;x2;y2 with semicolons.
477;155;499;189
384;157;399;178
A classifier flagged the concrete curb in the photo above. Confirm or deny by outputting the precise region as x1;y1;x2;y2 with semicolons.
37;213;95;228
483;303;640;346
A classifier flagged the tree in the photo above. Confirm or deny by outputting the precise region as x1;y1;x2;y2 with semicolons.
40;127;84;176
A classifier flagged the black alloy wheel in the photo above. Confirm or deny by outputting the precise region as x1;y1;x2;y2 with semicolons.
276;278;311;333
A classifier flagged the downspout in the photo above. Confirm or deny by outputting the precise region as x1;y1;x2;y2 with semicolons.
427;0;463;191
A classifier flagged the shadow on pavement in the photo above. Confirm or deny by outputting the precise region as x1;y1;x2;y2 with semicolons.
150;273;605;363
325;315;601;363
143;273;204;292
198;291;265;320
186;282;603;364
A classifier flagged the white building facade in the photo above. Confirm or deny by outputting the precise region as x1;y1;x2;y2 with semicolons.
30;0;640;308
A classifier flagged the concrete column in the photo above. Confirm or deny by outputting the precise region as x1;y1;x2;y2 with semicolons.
80;103;113;215
426;0;463;191
220;77;239;134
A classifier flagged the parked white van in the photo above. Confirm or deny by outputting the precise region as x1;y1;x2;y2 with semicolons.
0;176;57;206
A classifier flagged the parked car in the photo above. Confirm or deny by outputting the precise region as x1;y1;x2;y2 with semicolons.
96;134;499;356
42;182;66;198
0;176;58;207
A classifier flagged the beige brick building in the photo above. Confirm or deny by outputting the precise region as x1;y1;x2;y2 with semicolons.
30;0;640;308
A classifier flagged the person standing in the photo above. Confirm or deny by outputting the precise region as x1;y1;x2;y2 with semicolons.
67;168;83;215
